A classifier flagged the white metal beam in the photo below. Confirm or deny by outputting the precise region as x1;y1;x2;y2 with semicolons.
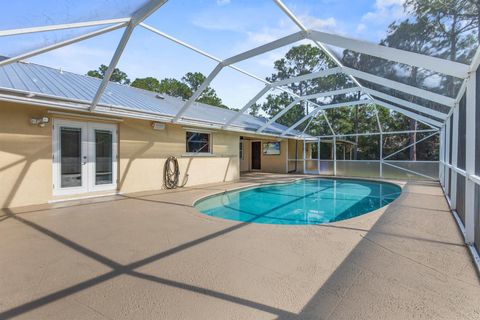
90;0;168;111
465;72;476;243
139;22;324;115
281;100;370;136
222;85;271;128
316;128;437;138
90;23;136;111
373;99;443;128
445;117;451;195
257;87;359;133
173;63;224;122
139;22;376;137
0;18;131;37
363;87;447;120
223;31;306;66
257;100;298;133
130;0;169;25
450;105;459;210
300;87;361;100
271;67;342;87
174;30;306;123
308;30;469;79
0;23;127;67
439;125;445;186
383;132;439;160
343;67;455;107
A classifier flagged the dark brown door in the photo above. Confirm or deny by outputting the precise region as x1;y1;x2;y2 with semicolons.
251;141;261;170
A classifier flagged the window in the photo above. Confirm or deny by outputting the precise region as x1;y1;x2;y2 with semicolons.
186;131;211;153
239;141;244;160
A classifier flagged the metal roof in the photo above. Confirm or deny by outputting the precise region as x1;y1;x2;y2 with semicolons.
0;60;296;137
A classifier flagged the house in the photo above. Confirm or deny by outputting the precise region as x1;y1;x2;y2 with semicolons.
0;61;304;208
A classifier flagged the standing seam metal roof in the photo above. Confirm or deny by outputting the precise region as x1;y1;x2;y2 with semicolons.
0;60;295;136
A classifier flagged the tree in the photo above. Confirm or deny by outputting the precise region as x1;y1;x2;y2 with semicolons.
260;44;352;129
131;77;161;92
381;18;437;160
405;0;477;96
182;72;226;108
86;64;130;85
129;72;229;109
158;78;192;100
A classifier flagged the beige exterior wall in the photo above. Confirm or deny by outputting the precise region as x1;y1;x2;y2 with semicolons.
0;103;52;209
0;101;302;209
259;140;288;173
0;102;240;209
240;140;250;172
240;138;289;174
118;118;240;194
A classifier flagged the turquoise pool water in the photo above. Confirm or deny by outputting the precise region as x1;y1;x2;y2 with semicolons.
195;178;401;225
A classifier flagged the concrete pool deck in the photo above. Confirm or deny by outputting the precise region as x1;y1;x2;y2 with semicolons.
0;173;479;319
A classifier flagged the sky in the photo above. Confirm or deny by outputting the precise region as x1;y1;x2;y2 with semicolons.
0;0;410;108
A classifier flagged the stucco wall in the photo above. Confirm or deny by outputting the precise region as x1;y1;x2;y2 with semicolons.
259;140;288;173
239;139;289;174
240;140;250;172
0;102;240;208
118;118;240;193
0;103;52;208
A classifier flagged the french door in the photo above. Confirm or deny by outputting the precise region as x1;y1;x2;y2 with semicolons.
53;119;117;196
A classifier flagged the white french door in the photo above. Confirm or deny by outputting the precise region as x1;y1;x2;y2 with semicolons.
53;119;118;196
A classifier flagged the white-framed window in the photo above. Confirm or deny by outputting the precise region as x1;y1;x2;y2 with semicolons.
186;131;211;154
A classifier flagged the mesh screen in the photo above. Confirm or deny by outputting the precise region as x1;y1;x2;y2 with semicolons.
359;79;451;115
333;45;464;98
448;168;452;198
1;1;148;30
475;184;480;252
456;174;466;224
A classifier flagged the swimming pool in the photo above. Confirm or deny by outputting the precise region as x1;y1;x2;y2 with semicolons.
195;178;401;225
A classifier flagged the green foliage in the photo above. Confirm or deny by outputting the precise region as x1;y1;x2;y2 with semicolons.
86;64;130;85
182;72;226;108
87;64;228;109
131;77;161;92
158;78;191;100
130;71;228;109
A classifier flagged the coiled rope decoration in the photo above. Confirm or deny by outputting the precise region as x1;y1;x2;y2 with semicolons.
163;156;188;189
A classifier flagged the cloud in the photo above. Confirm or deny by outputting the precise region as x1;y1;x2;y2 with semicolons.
216;0;230;5
28;44;113;74
356;23;366;33
362;0;407;25
242;15;340;48
302;16;338;33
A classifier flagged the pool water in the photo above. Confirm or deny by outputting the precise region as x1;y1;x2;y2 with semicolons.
195;178;401;225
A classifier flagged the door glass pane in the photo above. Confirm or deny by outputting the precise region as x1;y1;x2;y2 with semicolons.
60;127;82;188
95;129;113;185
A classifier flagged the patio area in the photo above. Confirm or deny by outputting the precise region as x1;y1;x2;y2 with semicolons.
0;173;479;320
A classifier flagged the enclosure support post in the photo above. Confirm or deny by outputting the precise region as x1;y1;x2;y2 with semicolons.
450;104;459;210
333;136;337;176
445;117;451;195
439;126;445;186
380;133;383;178
303;138;306;174
317;137;320;175
465;72;476;244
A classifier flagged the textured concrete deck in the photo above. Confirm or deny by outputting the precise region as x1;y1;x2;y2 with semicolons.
0;173;479;319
